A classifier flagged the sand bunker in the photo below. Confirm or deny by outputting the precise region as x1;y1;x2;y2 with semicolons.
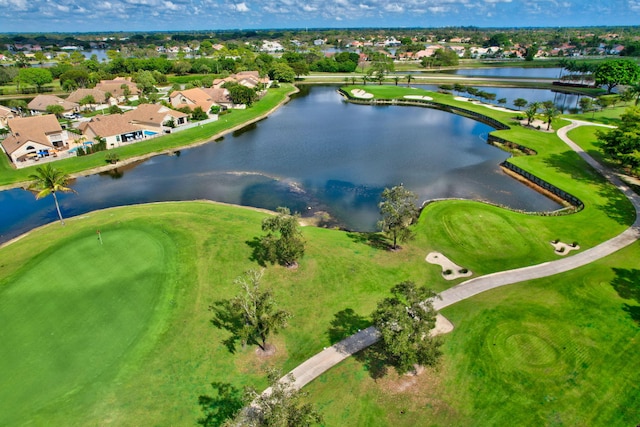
403;95;433;101
550;240;580;256
454;96;515;112
351;89;374;99
431;314;454;336
426;252;473;280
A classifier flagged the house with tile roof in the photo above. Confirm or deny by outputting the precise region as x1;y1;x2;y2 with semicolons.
124;103;189;133
78;114;144;149
95;77;140;103
66;88;110;105
77;103;189;148
27;95;78;116
169;87;234;112
0;105;17;128
1;115;70;163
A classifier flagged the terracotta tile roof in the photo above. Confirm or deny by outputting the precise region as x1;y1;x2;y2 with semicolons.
66;88;108;104
124;103;188;125
169;88;215;111
95;78;140;98
27;95;78;112
79;114;141;138
0;105;15;118
1;115;61;155
202;88;232;104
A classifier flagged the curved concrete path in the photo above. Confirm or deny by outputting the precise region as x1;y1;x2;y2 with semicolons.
266;119;640;394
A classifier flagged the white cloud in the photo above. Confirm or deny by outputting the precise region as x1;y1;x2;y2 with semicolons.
233;1;249;11
428;6;448;13
0;0;29;11
163;1;179;10
384;3;403;12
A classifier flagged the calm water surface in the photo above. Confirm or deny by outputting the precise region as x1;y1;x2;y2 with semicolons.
0;85;560;243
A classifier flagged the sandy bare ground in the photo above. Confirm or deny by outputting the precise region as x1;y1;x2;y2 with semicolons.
351;89;374;99
426;252;473;280
403;95;433;101
550;240;581;256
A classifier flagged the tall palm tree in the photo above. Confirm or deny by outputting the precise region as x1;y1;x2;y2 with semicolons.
28;164;75;225
406;74;413;87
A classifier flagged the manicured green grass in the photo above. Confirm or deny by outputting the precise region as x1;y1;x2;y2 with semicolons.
0;84;296;187
1;192;638;425
0;202;451;425
564;105;630;127
0;226;177;425
307;242;640;426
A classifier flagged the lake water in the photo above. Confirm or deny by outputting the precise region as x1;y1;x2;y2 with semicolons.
0;85;560;244
413;84;585;112
445;67;564;79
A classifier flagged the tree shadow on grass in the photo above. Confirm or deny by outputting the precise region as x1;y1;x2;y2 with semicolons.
346;232;391;250
597;181;637;226
327;308;371;344
543;150;603;184
209;300;243;354
611;268;640;325
353;341;390;381
246;236;268;267
327;308;389;380
197;381;244;427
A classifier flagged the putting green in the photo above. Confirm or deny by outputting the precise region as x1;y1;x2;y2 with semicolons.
0;227;172;425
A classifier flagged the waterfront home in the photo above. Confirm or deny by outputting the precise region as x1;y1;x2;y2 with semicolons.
1;115;70;163
78;114;144;149
169;87;234;112
27;95;78;116
124;103;189;133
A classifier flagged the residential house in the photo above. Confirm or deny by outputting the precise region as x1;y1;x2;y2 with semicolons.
1;115;70;163
414;45;444;59
124;103;188;134
261;40;284;52
169;87;233;112
78;114;144;149
27;95;78;116
66;88;110;106
230;71;270;89
95;77;140;103
0;105;17;128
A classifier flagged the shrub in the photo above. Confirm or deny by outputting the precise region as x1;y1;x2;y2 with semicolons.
443;269;452;275
459;268;468;274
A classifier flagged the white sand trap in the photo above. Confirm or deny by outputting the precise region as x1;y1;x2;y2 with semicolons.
426;252;473;280
403;95;433;101
454;96;469;101
550;240;580;256
351;89;374;99
431;314;454;336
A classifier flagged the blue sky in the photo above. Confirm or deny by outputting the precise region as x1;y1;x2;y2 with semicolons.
0;0;639;33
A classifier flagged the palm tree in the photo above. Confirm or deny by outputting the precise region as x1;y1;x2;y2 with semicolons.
627;82;640;106
406;74;414;87
543;105;559;130
525;102;541;126
28;164;75;225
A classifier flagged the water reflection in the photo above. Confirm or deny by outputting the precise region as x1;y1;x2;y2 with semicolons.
0;85;561;244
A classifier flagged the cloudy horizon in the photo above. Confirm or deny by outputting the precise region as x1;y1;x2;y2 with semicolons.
0;0;638;33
